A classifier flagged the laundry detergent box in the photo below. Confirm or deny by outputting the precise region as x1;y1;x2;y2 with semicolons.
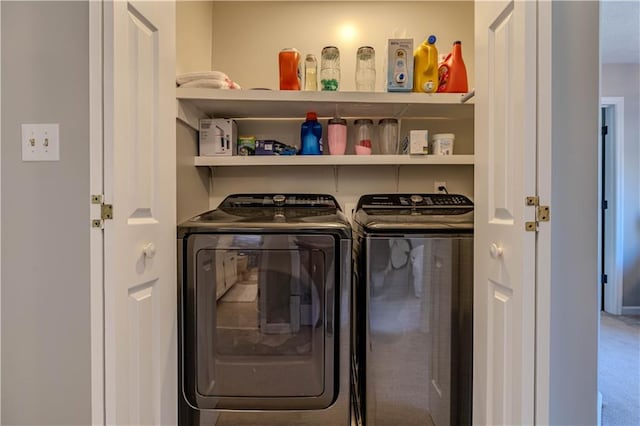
387;39;414;92
199;118;237;156
409;130;429;154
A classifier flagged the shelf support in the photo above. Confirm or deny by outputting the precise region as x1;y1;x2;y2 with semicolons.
333;165;339;193
208;166;216;209
394;165;401;192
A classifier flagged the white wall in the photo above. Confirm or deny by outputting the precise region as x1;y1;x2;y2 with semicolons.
1;2;92;424
601;63;640;309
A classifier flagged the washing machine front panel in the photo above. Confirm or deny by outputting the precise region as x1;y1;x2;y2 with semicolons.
352;193;474;426
184;233;339;411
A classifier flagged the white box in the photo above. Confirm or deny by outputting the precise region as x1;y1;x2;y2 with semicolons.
409;130;429;154
199;119;237;156
387;39;414;92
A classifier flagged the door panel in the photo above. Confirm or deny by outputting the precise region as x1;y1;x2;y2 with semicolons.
103;1;176;425
475;1;536;424
184;234;337;411
488;1;516;223
126;3;157;217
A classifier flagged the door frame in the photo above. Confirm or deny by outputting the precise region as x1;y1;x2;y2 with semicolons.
89;1;105;425
600;97;624;315
0;2;3;420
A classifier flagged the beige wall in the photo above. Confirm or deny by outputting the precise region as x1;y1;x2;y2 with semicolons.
1;2;92;424
601;63;640;308
209;1;474;91
176;0;214;76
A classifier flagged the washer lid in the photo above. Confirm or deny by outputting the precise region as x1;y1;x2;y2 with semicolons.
178;193;351;236
354;193;474;231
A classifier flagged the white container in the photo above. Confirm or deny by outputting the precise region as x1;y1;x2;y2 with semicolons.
409;130;429;154
200;119;237;156
431;133;455;155
387;39;414;92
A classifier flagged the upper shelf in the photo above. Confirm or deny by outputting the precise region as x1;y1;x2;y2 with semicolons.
194;154;475;167
176;88;474;121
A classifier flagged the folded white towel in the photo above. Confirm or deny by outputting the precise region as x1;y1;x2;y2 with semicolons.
179;79;241;89
176;71;229;85
180;79;231;89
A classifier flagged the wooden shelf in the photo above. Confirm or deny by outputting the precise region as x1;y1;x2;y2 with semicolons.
194;154;475;167
176;88;474;121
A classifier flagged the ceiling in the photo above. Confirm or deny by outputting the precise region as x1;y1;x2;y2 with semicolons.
600;0;640;63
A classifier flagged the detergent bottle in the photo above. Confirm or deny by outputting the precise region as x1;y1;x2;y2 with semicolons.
300;112;323;155
413;35;439;93
437;41;468;93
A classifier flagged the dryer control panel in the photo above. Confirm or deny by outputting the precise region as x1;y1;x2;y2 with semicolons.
221;193;340;210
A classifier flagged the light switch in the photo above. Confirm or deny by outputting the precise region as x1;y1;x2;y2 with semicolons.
22;123;60;161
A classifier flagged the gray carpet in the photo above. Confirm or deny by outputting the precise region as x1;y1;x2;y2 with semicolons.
600;313;640;426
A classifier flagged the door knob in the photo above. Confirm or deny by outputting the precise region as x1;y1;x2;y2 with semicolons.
143;242;156;258
490;243;503;259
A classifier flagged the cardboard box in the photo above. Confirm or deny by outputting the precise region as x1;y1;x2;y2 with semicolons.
199;119;237;156
387;39;414;92
409;130;429;154
237;136;256;156
255;140;297;156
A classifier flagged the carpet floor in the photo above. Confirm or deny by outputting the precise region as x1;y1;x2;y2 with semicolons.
599;312;640;426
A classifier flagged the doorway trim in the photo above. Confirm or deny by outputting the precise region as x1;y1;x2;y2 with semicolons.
600;97;624;315
89;1;105;425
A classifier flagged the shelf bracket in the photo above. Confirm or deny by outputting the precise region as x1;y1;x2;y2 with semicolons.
394;165;401;192
208;166;216;208
333;165;339;193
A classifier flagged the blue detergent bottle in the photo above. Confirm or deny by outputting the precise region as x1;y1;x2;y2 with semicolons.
300;112;323;155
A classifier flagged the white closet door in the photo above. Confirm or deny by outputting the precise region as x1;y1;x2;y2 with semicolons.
474;1;537;424
103;1;177;424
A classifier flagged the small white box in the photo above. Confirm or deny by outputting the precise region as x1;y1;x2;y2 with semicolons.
199;119;237;156
387;39;414;92
409;130;429;154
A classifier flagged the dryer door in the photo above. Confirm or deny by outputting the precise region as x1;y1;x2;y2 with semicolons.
183;233;338;410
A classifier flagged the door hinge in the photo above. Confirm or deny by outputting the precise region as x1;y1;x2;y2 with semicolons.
602;199;608;210
91;194;113;229
602;274;608;284
537;205;550;222
602;125;608;136
525;196;550;231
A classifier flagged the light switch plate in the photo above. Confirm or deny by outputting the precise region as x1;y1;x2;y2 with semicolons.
22;123;60;161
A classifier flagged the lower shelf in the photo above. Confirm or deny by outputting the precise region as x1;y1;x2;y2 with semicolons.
194;154;474;167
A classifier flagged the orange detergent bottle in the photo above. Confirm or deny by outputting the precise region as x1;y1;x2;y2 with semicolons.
413;35;439;93
437;41;468;93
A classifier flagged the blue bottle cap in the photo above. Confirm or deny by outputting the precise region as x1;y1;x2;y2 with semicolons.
428;35;437;44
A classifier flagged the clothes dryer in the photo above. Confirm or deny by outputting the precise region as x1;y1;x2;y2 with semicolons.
178;194;352;425
352;193;473;426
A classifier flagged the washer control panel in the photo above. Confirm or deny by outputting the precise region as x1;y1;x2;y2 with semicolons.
358;194;473;210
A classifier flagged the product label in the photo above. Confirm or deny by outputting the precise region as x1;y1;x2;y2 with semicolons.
438;64;450;92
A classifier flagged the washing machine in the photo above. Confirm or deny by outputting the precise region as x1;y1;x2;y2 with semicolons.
352;193;473;426
177;193;352;425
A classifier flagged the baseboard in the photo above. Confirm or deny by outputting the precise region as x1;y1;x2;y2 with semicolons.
621;306;640;315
